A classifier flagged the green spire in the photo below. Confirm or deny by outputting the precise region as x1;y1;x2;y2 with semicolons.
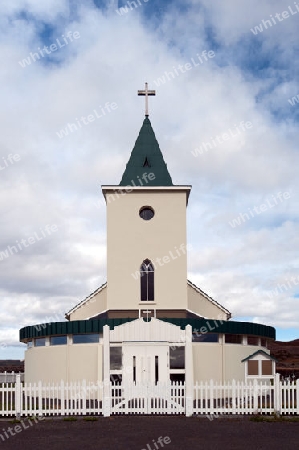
119;117;173;186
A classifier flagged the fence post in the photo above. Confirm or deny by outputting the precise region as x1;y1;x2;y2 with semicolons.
38;380;43;417
232;379;236;414
60;380;65;416
15;374;22;418
103;325;111;417
82;380;87;415
103;382;111;417
296;379;299;416
253;378;258;413
274;373;281;415
185;325;193;417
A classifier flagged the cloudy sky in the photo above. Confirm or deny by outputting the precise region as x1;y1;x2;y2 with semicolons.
1;0;298;359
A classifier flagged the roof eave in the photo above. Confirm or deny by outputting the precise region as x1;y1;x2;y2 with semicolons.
102;185;192;204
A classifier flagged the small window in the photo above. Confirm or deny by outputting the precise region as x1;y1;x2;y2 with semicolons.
139;206;154;221
110;347;122;370
140;259;154;301
155;356;159;385
27;341;33;349
35;338;46;347
261;339;268;348
193;333;218;343
262;360;272;375
50;336;67;346
133;355;136;383
225;334;242;344
170;347;185;369
248;360;259;375
247;336;259;346
73;334;99;344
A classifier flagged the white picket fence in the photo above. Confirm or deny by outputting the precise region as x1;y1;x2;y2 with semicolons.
193;379;275;415
110;381;185;415
0;374;298;417
0;372;24;383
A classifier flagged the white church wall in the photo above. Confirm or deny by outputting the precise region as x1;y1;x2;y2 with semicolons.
223;345;270;382
187;284;228;320
68;344;103;382
25;346;68;383
192;343;270;383
192;343;223;383
69;287;107;321
24;343;103;384
106;189;189;311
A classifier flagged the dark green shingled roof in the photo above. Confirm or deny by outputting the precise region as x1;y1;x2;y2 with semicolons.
19;318;275;341
119;117;173;186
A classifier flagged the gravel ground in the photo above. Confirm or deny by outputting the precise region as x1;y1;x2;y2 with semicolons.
0;415;298;450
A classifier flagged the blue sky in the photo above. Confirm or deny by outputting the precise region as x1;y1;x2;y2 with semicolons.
0;0;298;360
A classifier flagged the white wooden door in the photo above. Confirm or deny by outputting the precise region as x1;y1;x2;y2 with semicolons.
123;343;168;384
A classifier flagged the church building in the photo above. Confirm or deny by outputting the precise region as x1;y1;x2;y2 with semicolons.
20;84;276;389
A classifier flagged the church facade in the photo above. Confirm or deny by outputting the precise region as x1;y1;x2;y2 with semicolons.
20;87;276;388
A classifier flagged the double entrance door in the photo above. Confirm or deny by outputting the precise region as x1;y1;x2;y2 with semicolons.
122;342;169;384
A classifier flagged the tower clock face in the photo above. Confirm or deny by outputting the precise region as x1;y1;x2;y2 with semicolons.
139;206;155;221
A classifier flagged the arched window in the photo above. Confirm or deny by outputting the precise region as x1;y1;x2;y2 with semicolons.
140;259;154;301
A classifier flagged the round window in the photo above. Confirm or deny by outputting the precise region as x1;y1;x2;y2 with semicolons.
139;206;155;221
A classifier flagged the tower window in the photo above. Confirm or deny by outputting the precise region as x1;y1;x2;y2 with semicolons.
143;157;151;167
140;259;154;301
139;206;154;220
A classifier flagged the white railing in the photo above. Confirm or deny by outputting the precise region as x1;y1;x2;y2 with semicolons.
0;372;24;383
21;380;104;416
280;379;299;415
110;381;185;415
0;380;16;416
0;374;298;417
193;379;275;415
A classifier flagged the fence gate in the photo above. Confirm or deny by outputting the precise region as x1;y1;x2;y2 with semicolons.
111;381;185;415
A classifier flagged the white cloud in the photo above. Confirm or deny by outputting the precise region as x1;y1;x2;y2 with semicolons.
0;0;298;358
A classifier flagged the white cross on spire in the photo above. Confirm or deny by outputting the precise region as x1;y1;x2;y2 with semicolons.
138;82;156;116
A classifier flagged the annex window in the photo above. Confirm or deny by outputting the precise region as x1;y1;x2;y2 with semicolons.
73;334;99;344
247;336;259;346
192;333;218;343
50;336;67;346
140;259;154;301
244;354;275;379
169;346;185;369
110;347;122;370
225;334;242;344
248;360;259;376
35;338;46;347
262;360;272;375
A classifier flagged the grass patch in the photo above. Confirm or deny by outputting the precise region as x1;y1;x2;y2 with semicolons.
63;416;78;421
83;416;98;421
250;414;299;422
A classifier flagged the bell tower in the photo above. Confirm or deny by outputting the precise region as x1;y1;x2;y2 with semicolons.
102;84;191;316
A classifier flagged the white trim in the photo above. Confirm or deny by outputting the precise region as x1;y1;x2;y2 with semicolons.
102;185;192;191
187;280;231;319
65;283;107;318
110;318;185;343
